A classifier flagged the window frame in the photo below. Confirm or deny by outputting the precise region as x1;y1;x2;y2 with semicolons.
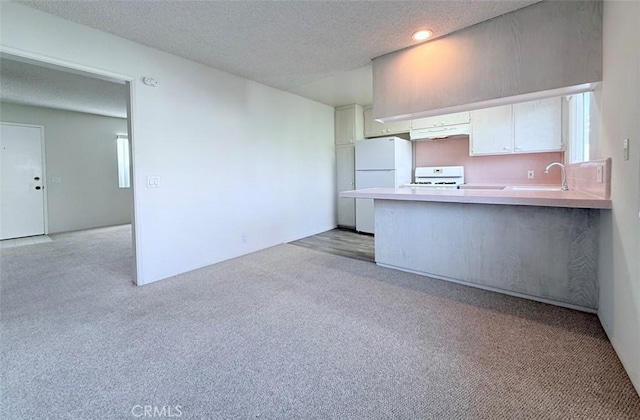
116;134;131;188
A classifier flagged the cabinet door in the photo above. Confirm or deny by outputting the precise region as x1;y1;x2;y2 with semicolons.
470;105;513;155
385;119;411;136
336;146;355;228
513;97;562;153
363;107;386;137
411;111;470;130
364;107;410;138
335;107;356;145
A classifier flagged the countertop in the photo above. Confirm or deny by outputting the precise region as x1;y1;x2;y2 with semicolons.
340;186;611;209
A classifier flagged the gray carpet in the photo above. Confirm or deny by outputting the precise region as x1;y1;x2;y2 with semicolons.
1;225;639;419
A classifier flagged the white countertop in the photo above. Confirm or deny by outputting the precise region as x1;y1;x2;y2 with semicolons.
340;186;612;209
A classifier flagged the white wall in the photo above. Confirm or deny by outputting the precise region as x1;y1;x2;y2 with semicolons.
0;103;131;233
598;0;640;394
0;3;336;285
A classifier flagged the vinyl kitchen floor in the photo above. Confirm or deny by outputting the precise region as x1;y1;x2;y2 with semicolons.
289;228;374;263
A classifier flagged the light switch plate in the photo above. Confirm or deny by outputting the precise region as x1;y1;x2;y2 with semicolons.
146;176;160;188
623;138;629;161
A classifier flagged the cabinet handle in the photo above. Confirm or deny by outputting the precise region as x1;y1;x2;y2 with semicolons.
503;147;510;151
422;127;451;133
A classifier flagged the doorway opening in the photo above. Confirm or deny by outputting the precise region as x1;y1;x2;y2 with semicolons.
0;53;138;284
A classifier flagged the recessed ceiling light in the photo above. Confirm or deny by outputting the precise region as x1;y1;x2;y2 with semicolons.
412;29;432;42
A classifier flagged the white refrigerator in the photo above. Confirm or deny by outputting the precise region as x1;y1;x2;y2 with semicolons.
355;136;412;234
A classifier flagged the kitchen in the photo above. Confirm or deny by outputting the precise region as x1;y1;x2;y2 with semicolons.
337;91;610;311
337;92;601;225
336;0;612;314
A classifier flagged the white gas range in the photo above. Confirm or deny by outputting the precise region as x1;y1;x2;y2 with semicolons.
405;166;465;189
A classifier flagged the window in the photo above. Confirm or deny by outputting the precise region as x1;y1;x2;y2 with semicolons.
116;134;130;188
566;93;591;164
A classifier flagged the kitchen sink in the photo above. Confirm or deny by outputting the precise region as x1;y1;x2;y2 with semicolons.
511;186;563;191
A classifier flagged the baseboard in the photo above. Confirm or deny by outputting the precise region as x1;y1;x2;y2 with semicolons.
377;262;597;314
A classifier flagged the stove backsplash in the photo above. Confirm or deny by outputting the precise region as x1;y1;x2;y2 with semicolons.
414;136;563;185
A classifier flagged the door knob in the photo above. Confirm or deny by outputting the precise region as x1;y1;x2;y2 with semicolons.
35;186;42;190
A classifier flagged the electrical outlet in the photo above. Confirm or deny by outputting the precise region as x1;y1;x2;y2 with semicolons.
596;165;603;183
527;170;535;179
623;138;630;161
240;234;247;244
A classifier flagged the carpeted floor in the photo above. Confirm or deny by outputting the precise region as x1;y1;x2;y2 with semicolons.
1;225;639;419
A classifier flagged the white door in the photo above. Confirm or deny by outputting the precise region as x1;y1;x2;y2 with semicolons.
355;170;396;234
0;123;46;240
336;145;355;228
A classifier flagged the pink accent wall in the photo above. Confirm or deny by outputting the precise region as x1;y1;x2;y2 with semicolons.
414;136;564;184
566;158;611;199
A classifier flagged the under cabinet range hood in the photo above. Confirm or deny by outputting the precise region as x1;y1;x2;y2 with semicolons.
409;111;471;140
410;123;470;140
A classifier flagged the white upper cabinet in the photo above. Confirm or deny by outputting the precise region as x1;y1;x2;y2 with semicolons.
410;111;470;130
363;107;410;138
470;98;564;156
513;97;562;153
335;105;364;145
470;105;513;155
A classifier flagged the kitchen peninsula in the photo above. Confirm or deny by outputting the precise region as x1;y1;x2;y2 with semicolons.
341;185;611;312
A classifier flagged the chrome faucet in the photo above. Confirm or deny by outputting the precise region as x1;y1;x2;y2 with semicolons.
544;162;568;191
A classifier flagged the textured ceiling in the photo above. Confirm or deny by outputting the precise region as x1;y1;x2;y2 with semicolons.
18;0;540;107
0;58;128;118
